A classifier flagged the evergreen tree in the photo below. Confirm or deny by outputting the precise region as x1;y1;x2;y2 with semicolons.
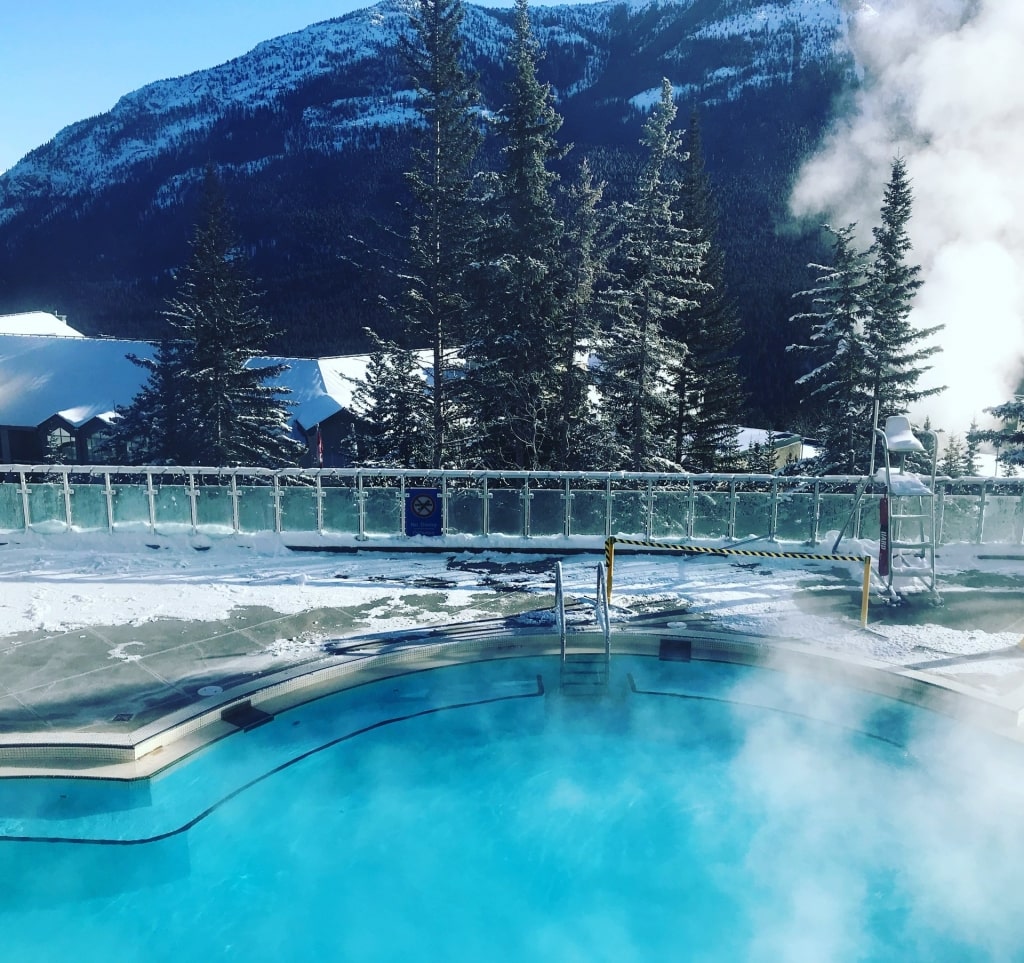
963;418;982;476
975;396;1024;470
595;80;707;471
788;223;873;473
103;343;191;464
938;433;965;478
112;171;302;467
460;0;568;469
674;108;745;471
352;332;431;467
553;159;610;469
398;0;482;468
864;156;943;420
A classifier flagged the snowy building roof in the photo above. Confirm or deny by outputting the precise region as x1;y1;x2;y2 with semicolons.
0;332;431;434
0;312;85;338
0;334;155;428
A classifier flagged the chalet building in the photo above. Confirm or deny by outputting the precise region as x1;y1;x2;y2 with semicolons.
0;312;390;467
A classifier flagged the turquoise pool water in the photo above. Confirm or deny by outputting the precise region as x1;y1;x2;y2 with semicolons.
2;655;1023;962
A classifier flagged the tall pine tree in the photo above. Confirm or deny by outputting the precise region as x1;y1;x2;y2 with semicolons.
352;332;431;467
460;0;568;469
788;223;873;473
399;0;482;468
596;80;707;471
674;108;746;471
864;156;943;421
552;159;609;469
111;170;301;467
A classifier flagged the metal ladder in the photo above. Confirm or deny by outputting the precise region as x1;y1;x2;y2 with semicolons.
875;418;940;602
557;562;611;694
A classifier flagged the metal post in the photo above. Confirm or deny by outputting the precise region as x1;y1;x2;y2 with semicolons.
146;471;157;534
728;479;737;540
103;471;115;534
605;537;615;599
810;480;821;546
18;470;30;532
273;473;283;534
61;469;73;531
187;472;198;534
860;556;871;628
230;472;241;534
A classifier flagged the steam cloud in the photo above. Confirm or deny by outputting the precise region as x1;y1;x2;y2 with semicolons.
789;0;1024;437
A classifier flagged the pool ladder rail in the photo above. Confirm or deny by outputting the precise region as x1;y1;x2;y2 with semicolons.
557;562;612;695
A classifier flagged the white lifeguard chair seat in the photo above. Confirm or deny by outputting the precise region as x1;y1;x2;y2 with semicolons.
883;415;925;453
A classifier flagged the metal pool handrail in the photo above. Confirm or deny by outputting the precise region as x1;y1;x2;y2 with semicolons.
596;562;611;661
555;560;566;661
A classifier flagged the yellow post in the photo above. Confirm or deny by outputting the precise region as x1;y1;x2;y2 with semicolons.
860;556;871;628
605;537;615;599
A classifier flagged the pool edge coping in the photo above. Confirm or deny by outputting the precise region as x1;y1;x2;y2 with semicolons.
0;625;1021;780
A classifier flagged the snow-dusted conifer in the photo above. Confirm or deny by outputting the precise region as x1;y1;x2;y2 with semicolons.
352;331;431;467
674;108;745;471
160;170;301;467
399;0;482;468
976;397;1024;470
788;223;873;473
460;0;568;469
596;80;707;471
864;157;943;420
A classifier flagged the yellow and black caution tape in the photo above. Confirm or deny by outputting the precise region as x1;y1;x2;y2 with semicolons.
604;536;873;628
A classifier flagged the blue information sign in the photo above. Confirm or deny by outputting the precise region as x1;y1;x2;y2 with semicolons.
405;487;443;537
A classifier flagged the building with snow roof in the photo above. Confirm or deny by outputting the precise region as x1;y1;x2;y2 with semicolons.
0;313;401;466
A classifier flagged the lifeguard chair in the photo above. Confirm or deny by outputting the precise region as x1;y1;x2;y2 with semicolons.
874;415;939;601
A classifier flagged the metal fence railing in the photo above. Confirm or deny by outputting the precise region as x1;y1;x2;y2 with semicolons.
1;465;1022;547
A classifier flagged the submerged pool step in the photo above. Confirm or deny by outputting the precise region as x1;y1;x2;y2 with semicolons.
560;653;610;695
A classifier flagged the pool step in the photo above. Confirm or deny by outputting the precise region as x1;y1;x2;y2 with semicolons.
560;653;609;695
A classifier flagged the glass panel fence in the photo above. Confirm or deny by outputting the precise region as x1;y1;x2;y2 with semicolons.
981;493;1024;545
280;483;319;533
71;480;111;532
195;484;235;533
1;471;1022;546
691;485;730;539
610;488;646;538
567;487;608;537
735;490;771;540
154;484;192;533
445;484;484;536
363;486;402;536
321;485;358;535
774;490;816;544
0;480;25;532
111;482;150;531
650;489;690;539
238;485;277;534
488;485;525;536
528;488;565;537
27;482;65;532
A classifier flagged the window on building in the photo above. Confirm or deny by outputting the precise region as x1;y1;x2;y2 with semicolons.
46;426;76;463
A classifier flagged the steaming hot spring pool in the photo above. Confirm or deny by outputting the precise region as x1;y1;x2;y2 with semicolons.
2;653;1024;962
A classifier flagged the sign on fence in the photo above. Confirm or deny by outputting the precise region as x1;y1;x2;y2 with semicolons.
405;487;443;537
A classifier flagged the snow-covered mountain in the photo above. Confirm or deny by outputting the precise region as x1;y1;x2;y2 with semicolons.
0;0;857;414
0;0;848;217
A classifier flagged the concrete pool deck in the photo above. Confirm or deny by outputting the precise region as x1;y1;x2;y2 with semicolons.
1;553;1023;777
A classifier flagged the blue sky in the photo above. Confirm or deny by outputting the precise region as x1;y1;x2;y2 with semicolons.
0;0;523;174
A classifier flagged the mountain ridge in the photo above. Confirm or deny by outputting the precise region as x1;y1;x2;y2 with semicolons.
0;0;857;421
